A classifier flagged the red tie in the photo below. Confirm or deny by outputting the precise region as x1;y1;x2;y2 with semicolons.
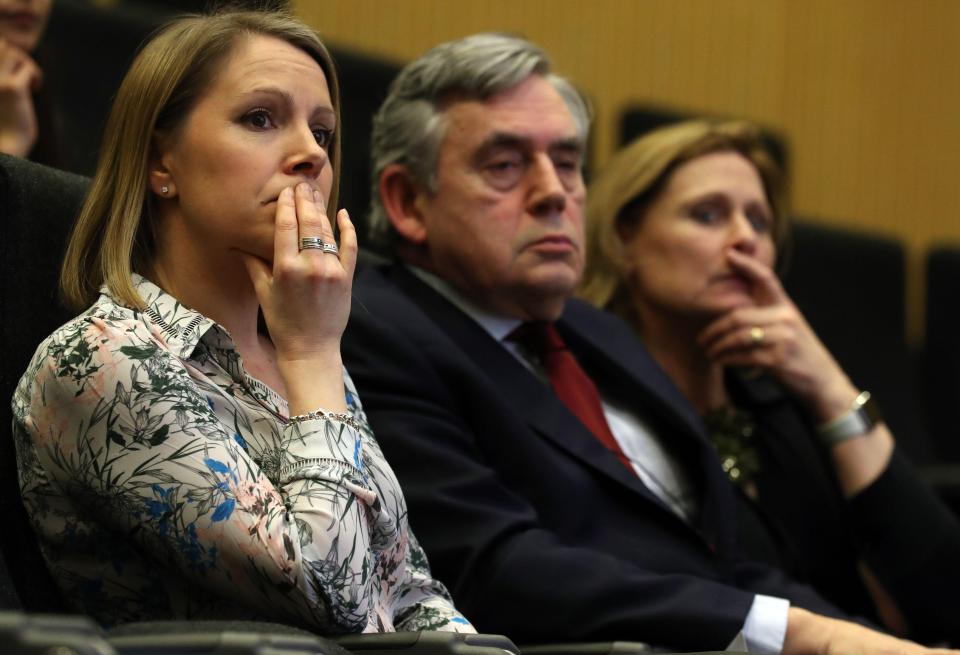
510;322;634;473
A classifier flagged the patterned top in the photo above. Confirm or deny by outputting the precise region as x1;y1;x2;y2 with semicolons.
11;275;473;635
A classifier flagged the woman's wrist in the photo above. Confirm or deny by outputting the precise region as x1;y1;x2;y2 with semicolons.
802;374;860;424
278;350;348;415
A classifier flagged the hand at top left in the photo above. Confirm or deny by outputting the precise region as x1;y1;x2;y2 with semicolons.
0;37;41;156
697;248;860;423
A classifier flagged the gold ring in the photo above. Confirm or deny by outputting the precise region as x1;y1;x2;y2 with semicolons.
749;326;765;345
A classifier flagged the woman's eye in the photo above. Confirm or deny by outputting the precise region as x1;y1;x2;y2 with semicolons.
312;127;334;149
690;205;723;224
243;108;274;130
748;210;772;233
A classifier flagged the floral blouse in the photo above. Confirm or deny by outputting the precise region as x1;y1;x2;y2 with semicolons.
12;275;473;635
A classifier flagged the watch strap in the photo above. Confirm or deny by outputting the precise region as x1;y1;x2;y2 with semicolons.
817;390;883;445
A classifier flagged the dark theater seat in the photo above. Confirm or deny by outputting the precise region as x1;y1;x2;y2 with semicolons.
924;246;960;462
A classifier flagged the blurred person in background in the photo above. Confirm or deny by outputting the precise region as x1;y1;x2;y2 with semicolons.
0;0;56;161
580;119;960;644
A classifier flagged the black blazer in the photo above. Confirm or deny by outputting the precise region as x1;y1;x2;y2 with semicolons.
342;264;844;650
726;372;960;644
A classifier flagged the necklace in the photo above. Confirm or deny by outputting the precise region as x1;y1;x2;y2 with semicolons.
703;404;761;492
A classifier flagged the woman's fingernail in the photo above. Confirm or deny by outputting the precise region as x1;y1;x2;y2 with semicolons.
298;182;311;194
280;186;293;200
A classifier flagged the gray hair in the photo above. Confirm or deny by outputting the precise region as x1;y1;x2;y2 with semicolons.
368;33;592;247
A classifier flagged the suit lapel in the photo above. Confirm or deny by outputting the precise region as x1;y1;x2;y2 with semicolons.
388;267;704;525
559;302;738;553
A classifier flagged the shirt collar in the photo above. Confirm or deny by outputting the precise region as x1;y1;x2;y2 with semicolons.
407;266;522;343
102;274;219;359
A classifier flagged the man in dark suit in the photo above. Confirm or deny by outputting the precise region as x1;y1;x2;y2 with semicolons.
341;33;949;655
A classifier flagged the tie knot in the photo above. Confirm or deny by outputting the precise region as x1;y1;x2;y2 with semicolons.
507;321;566;357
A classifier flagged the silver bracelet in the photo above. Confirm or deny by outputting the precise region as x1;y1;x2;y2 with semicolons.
288;409;364;432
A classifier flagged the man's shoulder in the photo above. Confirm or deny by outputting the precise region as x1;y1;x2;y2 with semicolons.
352;263;435;327
353;261;402;299
347;262;472;366
561;297;631;332
560;298;651;358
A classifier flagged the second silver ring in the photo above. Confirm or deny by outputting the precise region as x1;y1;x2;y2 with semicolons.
299;236;325;251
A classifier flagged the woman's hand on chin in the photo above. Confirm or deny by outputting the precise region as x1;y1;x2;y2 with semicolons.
696;248;859;422
243;182;357;414
0;37;41;157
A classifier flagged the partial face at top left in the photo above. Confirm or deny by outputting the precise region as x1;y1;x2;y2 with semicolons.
0;0;52;52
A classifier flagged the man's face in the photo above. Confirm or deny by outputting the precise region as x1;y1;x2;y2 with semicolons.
416;75;586;321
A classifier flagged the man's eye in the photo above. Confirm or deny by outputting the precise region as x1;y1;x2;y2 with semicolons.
554;157;581;174
482;157;525;189
489;159;520;173
313;127;334;149
243;108;274;130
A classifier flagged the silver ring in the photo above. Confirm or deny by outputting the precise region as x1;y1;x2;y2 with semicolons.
322;242;339;255
299;237;325;251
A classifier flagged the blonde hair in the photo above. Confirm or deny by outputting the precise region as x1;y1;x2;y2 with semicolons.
579;120;787;320
60;11;341;311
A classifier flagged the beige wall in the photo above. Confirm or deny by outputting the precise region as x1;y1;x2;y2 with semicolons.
295;0;960;340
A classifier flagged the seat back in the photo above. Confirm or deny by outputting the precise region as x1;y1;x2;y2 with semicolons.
619;104;790;175
0;154;91;610
331;49;400;249
924;246;960;461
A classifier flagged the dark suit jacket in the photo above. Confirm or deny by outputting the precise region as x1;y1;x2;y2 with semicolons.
342;264;845;650
726;372;960;644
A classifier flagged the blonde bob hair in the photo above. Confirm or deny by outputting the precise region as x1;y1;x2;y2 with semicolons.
60;11;341;311
579;120;788;321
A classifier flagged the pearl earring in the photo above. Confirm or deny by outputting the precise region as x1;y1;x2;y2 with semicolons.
160;186;169;195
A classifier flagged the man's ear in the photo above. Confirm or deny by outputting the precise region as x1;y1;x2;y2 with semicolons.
148;134;177;199
379;164;428;244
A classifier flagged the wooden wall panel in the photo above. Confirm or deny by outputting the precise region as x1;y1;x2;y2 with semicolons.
295;0;960;340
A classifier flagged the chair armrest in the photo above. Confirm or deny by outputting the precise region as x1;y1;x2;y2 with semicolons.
335;631;518;655
107;619;346;655
0;610;115;655
520;644;736;655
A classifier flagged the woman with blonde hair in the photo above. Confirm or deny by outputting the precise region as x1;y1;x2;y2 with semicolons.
12;10;472;634
581;120;960;643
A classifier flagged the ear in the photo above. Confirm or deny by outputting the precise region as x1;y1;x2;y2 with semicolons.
615;217;636;242
148;133;177;199
379;164;428;244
